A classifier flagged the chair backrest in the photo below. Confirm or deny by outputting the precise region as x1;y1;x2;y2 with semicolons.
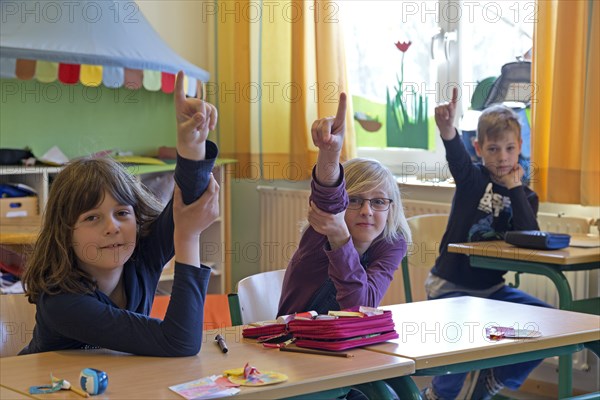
401;214;449;303
228;269;286;326
381;214;449;306
0;294;36;357
537;212;592;234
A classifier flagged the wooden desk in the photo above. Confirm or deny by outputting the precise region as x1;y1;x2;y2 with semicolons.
447;235;600;313
0;385;32;400
0;326;414;400
365;297;600;397
447;237;600;397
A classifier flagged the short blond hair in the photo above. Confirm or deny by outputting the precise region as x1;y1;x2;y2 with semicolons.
477;105;521;144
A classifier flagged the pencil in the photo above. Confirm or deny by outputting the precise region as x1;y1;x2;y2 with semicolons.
54;376;90;398
69;385;90;398
279;346;354;358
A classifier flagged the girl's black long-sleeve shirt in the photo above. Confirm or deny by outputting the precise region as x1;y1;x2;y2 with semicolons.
20;142;218;357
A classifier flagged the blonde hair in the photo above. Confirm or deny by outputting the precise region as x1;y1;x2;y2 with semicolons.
343;158;411;243
477;105;521;144
22;157;163;303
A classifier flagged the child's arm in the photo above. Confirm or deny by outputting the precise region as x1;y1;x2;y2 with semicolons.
309;94;350;250
142;73;218;267
434;87;458;141
172;72;219;206
174;71;217;162
312;93;347;186
436;87;478;185
308;201;350;251
172;179;219;267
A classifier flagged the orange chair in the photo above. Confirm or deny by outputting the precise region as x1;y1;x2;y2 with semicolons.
150;294;231;329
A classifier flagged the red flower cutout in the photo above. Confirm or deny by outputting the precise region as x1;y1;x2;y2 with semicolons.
395;41;412;53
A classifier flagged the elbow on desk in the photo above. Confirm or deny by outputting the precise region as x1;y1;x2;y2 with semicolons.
160;340;202;357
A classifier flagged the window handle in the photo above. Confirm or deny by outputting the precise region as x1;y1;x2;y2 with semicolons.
444;30;457;61
430;28;443;60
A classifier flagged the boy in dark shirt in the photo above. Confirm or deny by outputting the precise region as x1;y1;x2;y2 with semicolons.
421;88;550;400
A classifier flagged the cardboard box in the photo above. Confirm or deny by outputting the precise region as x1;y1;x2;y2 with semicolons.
0;197;38;219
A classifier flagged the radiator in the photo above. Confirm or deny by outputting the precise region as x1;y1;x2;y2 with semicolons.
257;186;310;273
403;200;451;218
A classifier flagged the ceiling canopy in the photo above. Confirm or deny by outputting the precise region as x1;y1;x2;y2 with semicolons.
0;0;209;95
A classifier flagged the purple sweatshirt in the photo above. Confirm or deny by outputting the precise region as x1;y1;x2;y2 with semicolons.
278;167;407;315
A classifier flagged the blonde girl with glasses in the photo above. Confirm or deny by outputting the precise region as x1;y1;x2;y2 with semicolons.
278;94;411;316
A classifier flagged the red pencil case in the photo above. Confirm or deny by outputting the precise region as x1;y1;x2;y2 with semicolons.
288;309;398;350
242;324;286;339
288;311;395;339
294;330;399;351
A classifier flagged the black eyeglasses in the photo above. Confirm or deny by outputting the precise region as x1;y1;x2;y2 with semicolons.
348;197;393;211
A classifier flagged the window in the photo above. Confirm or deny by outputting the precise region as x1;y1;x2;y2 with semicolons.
341;0;534;177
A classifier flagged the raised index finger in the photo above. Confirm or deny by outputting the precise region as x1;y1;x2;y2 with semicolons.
450;86;458;105
174;71;186;107
332;92;347;129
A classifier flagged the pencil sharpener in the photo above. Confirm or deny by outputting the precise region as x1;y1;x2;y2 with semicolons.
80;368;108;395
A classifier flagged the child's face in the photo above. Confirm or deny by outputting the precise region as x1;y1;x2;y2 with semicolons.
344;188;389;249
474;130;522;180
72;191;137;275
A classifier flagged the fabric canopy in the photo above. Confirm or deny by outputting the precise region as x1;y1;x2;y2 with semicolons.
0;0;209;95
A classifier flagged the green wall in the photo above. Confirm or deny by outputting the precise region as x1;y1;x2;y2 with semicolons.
0;79;177;158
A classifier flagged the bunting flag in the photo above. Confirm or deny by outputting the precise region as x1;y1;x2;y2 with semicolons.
2;58;200;97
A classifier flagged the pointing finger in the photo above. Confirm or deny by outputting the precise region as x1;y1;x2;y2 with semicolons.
175;71;186;107
332;92;347;130
450;87;458;105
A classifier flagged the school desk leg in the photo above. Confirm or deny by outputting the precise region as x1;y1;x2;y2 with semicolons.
384;376;421;400
352;381;398;400
558;354;573;399
283;387;350;400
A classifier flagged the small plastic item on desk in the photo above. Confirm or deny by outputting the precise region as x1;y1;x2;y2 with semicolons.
80;368;108;395
30;374;89;397
224;363;288;386
486;326;542;340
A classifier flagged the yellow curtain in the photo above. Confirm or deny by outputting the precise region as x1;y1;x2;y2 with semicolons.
213;0;355;180
532;0;599;205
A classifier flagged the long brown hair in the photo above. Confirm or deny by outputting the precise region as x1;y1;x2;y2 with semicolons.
22;158;163;303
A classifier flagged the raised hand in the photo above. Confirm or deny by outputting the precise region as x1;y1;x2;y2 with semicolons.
312;93;347;185
307;201;350;251
311;92;347;153
174;71;218;161
434;86;458;140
